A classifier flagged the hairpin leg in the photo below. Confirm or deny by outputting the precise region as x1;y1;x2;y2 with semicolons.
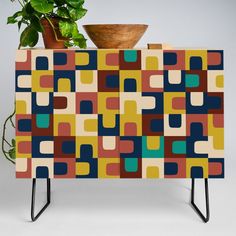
191;178;210;223
31;178;51;222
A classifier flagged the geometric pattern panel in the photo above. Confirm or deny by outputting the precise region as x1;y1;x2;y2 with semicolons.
15;49;224;179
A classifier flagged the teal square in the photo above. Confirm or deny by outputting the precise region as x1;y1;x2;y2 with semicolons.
124;50;137;63
142;136;164;158
125;158;138;172
185;74;200;88
36;114;50;128
172;141;186;154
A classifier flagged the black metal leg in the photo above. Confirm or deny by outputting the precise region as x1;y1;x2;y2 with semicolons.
31;178;51;222
191;178;210;223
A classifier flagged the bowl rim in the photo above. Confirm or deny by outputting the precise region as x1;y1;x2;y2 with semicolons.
83;24;148;27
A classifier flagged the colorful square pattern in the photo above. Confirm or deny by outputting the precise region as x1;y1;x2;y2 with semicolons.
15;49;224;179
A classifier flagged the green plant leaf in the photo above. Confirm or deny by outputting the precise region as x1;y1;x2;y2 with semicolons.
25;2;35;15
57;7;70;19
64;41;73;47
73;37;87;48
66;0;84;9
20;25;39;47
59;20;76;38
13;11;23;18
31;16;43;32
8;148;16;160
30;0;54;14
11;139;15;147
7;16;18;24
54;0;66;6
7;11;22;24
68;6;87;21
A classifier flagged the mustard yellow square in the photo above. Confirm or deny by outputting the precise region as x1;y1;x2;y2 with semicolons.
98;158;120;178
32;70;54;92
216;75;224;88
147;136;160;150
54;114;75;136
16;136;32;158
84;119;97;132
58;78;71;92
185;50;207;70
186;158;208;178
76;52;89;66
120;114;142;136
146;56;159;70
146;166;159;178
80;70;94;84
98;92;119;114
76;162;90;175
16;101;27;114
164;92;186;114
97;50;119;70
120;70;141;92
208;114;224;150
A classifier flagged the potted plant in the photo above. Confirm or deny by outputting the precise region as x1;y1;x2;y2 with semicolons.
2;0;88;165
7;0;88;49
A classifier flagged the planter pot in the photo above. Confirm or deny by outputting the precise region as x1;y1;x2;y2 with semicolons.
40;18;68;49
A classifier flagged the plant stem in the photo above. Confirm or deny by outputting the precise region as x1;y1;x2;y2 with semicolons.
17;0;24;8
10;116;16;128
1;108;16;164
3;138;11;147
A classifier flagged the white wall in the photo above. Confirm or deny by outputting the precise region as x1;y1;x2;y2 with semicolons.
0;0;235;235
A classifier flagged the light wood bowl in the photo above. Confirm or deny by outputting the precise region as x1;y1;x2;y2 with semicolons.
83;24;148;49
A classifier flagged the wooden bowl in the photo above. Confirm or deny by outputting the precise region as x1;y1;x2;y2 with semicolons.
83;24;148;49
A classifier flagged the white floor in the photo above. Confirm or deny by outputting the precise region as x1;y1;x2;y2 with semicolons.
0;157;235;236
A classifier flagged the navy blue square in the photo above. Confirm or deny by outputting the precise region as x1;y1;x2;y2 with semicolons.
16;70;32;92
124;78;136;92
164;70;185;92
62;141;75;154
190;56;202;70
191;167;203;178
54;52;67;65
36;167;49;178
164;163;178;175
76;158;98;178
98;114;120;136
18;119;31;132
54;71;75;92
190;123;204;137
80;144;93;158
169;114;182;128
54;163;68;175
150;118;163;132
164;52;177;65
32;136;54;158
207;96;222;110
36;56;49;70
75;50;97;70
106;74;119;88
80;101;93;114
